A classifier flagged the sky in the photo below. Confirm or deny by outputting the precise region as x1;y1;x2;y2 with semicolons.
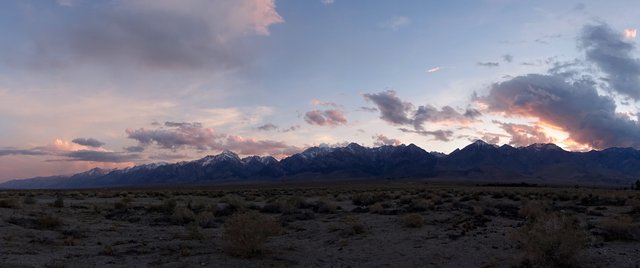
1;0;640;181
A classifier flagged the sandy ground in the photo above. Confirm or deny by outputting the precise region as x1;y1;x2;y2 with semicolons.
0;184;639;267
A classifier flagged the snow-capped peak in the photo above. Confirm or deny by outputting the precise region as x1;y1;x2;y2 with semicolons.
200;150;241;166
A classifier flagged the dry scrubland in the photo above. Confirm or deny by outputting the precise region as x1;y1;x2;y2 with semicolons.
0;183;639;267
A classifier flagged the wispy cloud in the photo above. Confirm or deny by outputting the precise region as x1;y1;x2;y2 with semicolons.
426;67;441;73
380;16;411;31
477;62;499;67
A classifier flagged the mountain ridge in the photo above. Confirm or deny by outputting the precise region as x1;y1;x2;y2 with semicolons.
2;140;640;189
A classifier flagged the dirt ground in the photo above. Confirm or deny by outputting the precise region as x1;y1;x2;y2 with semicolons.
0;183;639;267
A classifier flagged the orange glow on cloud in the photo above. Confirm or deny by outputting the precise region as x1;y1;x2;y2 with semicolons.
624;28;637;39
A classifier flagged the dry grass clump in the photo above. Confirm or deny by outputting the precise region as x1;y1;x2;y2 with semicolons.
513;211;587;267
333;215;367;237
223;211;282;258
150;198;177;214
23;195;37;205
600;215;639;241
171;207;196;225
351;192;388;206
368;202;385;214
37;214;63;229
316;198;337;213
411;198;435;211
400;213;424;228
51;196;64;208
196;211;216;228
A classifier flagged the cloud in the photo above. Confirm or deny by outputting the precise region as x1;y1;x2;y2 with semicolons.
363;90;480;129
123;146;145;153
624;29;637;40
304;110;348;126
398;128;454;142
502;54;513;63
413;105;480;130
321;0;335;5
0;148;47;156
310;99;340;108
358;107;378;112
494;121;554;147
126;121;223;150
372;134;401;146
225;135;300;155
477;62;499;67
126;121;301;156
15;0;284;70
381;16;411;31
362;90;413;125
580;23;640;99
479;74;640;149
426;67;441;73
280;125;300;133
62;150;139;163
71;137;105;148
534;34;562;44
257;123;278;131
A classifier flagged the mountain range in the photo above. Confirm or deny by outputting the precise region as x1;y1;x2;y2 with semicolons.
2;140;640;189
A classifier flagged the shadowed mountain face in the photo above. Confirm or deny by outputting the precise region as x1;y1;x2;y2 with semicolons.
2;141;640;189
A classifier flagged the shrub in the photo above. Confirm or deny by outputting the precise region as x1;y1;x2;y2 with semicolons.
171;207;196;225
223;211;281;257
221;195;247;213
0;198;18;208
186;223;204;240
316;198;337;213
150;198;177;214
52;196;64;208
412;199;435;211
600;215;639;241
38;214;63;229
400;213;424;228
368;202;384;214
336;215;366;237
23;195;37;205
513;212;587;267
196;211;216;228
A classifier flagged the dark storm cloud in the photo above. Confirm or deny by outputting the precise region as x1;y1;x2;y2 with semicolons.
579;23;640;100
304;110;348;126
63;150;139;163
71;137;105;148
480;74;640;149
362;90;414;125
477;62;499;67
